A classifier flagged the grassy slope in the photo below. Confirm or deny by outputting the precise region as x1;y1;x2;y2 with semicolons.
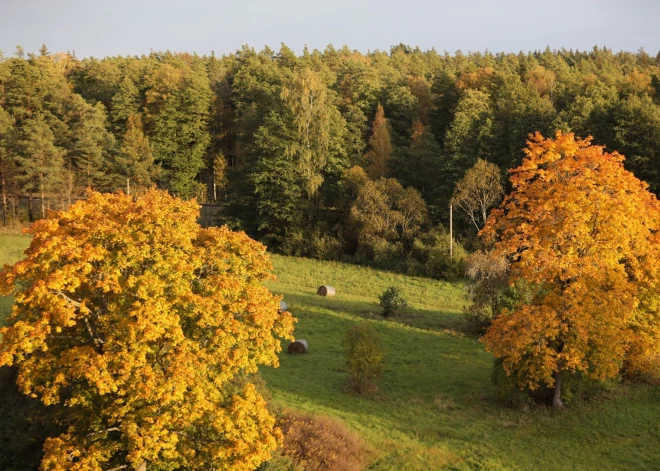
264;255;660;471
0;236;658;469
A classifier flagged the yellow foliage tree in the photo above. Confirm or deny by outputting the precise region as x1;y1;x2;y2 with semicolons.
0;189;295;470
482;132;660;407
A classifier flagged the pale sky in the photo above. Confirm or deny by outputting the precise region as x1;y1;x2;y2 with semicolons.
1;0;659;58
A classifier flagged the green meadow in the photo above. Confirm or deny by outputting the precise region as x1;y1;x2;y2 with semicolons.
1;236;659;470
262;255;660;470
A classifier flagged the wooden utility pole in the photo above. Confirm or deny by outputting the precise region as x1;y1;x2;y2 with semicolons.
449;203;453;260
126;178;130;196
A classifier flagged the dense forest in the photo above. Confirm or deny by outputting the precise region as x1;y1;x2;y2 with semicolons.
1;44;660;274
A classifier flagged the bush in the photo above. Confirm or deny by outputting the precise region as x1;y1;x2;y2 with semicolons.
424;231;467;280
379;286;408;317
491;359;534;409
406;229;468;280
278;410;367;471
345;323;384;394
492;359;618;408
257;451;303;471
279;228;345;261
464;304;495;336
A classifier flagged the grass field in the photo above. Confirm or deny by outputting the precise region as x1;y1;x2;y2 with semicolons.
1;235;659;470
0;233;31;325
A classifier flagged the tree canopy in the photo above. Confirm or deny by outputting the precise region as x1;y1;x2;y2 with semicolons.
0;189;295;470
482;132;660;407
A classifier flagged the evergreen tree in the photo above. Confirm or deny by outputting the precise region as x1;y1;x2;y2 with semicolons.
145;59;212;199
444;89;494;173
0;107;17;225
110;76;141;134
114;114;159;193
16;115;65;218
614;95;660;193
62;96;116;202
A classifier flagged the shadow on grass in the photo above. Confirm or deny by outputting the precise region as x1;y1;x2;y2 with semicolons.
261;299;495;438
269;285;469;336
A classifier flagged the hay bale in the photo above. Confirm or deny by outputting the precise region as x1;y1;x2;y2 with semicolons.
279;300;288;313
287;339;308;354
316;285;336;297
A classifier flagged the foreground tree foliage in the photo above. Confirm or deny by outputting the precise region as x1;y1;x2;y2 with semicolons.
482;132;660;407
0;189;295;470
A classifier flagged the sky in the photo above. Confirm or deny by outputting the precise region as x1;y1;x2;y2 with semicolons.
1;0;659;59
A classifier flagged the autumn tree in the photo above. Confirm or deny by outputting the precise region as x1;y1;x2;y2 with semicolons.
347;167;427;257
0;189;295;470
482;132;660;408
451;158;504;232
365;104;392;179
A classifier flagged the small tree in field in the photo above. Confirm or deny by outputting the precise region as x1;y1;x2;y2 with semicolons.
482;132;660;408
379;286;408;317
345;323;383;394
0;189;295;470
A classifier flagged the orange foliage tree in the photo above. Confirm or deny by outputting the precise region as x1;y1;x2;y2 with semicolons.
482;132;660;407
0;189;295;470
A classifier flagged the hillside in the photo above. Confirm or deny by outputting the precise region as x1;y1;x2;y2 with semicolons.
262;255;660;470
1;236;659;470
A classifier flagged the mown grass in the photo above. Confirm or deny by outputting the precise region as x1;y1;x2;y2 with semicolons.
0;237;659;470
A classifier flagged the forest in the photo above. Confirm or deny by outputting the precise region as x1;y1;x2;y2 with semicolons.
2;42;660;471
1;44;660;273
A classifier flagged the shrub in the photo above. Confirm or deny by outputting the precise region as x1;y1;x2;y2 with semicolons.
379;286;408;317
257;451;303;471
492;358;618;408
424;231;467;280
345;323;384;394
278;410;367;471
491;359;534;410
407;229;468;280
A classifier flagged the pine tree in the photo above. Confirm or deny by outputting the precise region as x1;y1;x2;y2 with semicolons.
115;114;159;194
0;107;17;225
16;115;65;218
110;76;141;134
146;60;212;199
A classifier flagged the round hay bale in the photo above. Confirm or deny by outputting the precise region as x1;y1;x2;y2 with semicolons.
316;285;336;297
279;300;288;313
287;339;308;354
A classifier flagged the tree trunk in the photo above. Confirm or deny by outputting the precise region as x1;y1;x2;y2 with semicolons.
136;462;146;471
28;191;33;222
1;174;6;227
40;173;46;219
552;370;563;408
11;194;17;227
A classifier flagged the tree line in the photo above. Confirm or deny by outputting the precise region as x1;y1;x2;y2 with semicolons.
1;44;660;272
